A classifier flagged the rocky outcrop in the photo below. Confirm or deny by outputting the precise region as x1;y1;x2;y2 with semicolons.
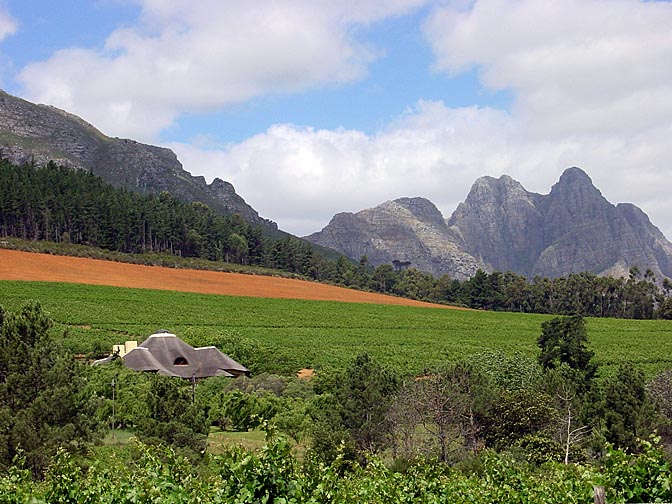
450;167;672;279
447;174;544;276
0;89;276;231
306;197;483;280
308;168;672;280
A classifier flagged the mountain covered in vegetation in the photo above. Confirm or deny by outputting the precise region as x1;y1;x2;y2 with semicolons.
0;160;325;275
307;168;672;280
0;89;276;231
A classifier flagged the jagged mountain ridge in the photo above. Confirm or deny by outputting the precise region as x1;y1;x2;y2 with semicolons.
309;198;484;279
307;168;672;280
0;89;276;231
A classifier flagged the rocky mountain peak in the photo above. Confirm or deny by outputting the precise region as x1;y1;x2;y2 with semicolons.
543;166;611;241
549;167;605;205
306;198;483;280
448;173;544;275
308;168;672;280
390;197;447;228
465;174;532;206
555;166;593;186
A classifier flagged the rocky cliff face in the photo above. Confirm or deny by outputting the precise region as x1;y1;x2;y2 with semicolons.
308;168;672;280
447;174;544;276
0;90;276;231
306;197;483;280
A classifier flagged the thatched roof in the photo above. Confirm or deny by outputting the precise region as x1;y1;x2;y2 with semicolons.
122;331;249;379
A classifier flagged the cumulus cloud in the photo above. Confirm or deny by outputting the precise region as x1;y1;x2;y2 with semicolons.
170;98;671;239
423;0;672;136
170;0;672;239
169;102;527;235
17;0;426;141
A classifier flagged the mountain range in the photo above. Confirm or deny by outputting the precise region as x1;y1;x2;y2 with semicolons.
2;88;671;281
0;89;276;232
306;168;672;280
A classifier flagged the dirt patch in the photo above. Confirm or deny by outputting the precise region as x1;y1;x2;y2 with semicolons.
0;249;463;309
296;368;316;380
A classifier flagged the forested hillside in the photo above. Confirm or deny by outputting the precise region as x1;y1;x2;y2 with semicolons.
0;159;321;274
2;159;672;320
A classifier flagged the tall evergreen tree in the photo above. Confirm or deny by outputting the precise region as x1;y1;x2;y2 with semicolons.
0;302;101;475
537;315;597;386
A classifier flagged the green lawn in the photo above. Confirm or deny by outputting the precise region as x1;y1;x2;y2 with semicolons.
1;280;672;377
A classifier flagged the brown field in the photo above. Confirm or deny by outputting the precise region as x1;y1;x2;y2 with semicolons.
0;249;456;309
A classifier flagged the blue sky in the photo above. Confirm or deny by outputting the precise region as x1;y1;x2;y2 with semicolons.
1;0;671;239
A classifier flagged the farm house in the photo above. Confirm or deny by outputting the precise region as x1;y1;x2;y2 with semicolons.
100;330;249;379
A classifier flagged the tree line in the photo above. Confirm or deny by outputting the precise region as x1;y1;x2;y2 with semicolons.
2;159;672;319
349;263;672;320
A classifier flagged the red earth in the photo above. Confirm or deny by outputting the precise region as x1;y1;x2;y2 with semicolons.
0;249;460;309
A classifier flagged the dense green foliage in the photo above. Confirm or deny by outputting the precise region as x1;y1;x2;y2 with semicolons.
136;374;209;459
374;266;668;320
310;354;400;464
1;435;671;503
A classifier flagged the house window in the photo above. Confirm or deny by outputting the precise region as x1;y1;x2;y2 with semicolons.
173;357;188;366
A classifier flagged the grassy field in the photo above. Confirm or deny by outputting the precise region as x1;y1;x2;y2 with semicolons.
1;280;672;377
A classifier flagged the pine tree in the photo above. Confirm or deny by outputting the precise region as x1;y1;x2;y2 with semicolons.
0;302;101;475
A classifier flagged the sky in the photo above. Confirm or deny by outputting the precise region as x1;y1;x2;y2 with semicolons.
1;0;671;238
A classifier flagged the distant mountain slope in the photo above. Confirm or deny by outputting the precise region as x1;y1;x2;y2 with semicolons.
0;89;276;231
307;168;672;280
306;197;483;280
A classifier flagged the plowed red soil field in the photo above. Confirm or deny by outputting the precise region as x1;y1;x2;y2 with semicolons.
0;249;456;309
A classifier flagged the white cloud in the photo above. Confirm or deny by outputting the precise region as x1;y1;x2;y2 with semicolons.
0;5;16;41
423;0;672;136
169;102;520;235
16;0;426;141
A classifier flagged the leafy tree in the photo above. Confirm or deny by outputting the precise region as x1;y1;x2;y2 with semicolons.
656;296;672;320
337;353;399;453
310;354;399;462
537;315;596;386
136;374;208;459
393;268;434;300
601;363;655;451
369;264;398;293
483;390;558;452
86;359;150;429
461;269;494;309
0;302;101;475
